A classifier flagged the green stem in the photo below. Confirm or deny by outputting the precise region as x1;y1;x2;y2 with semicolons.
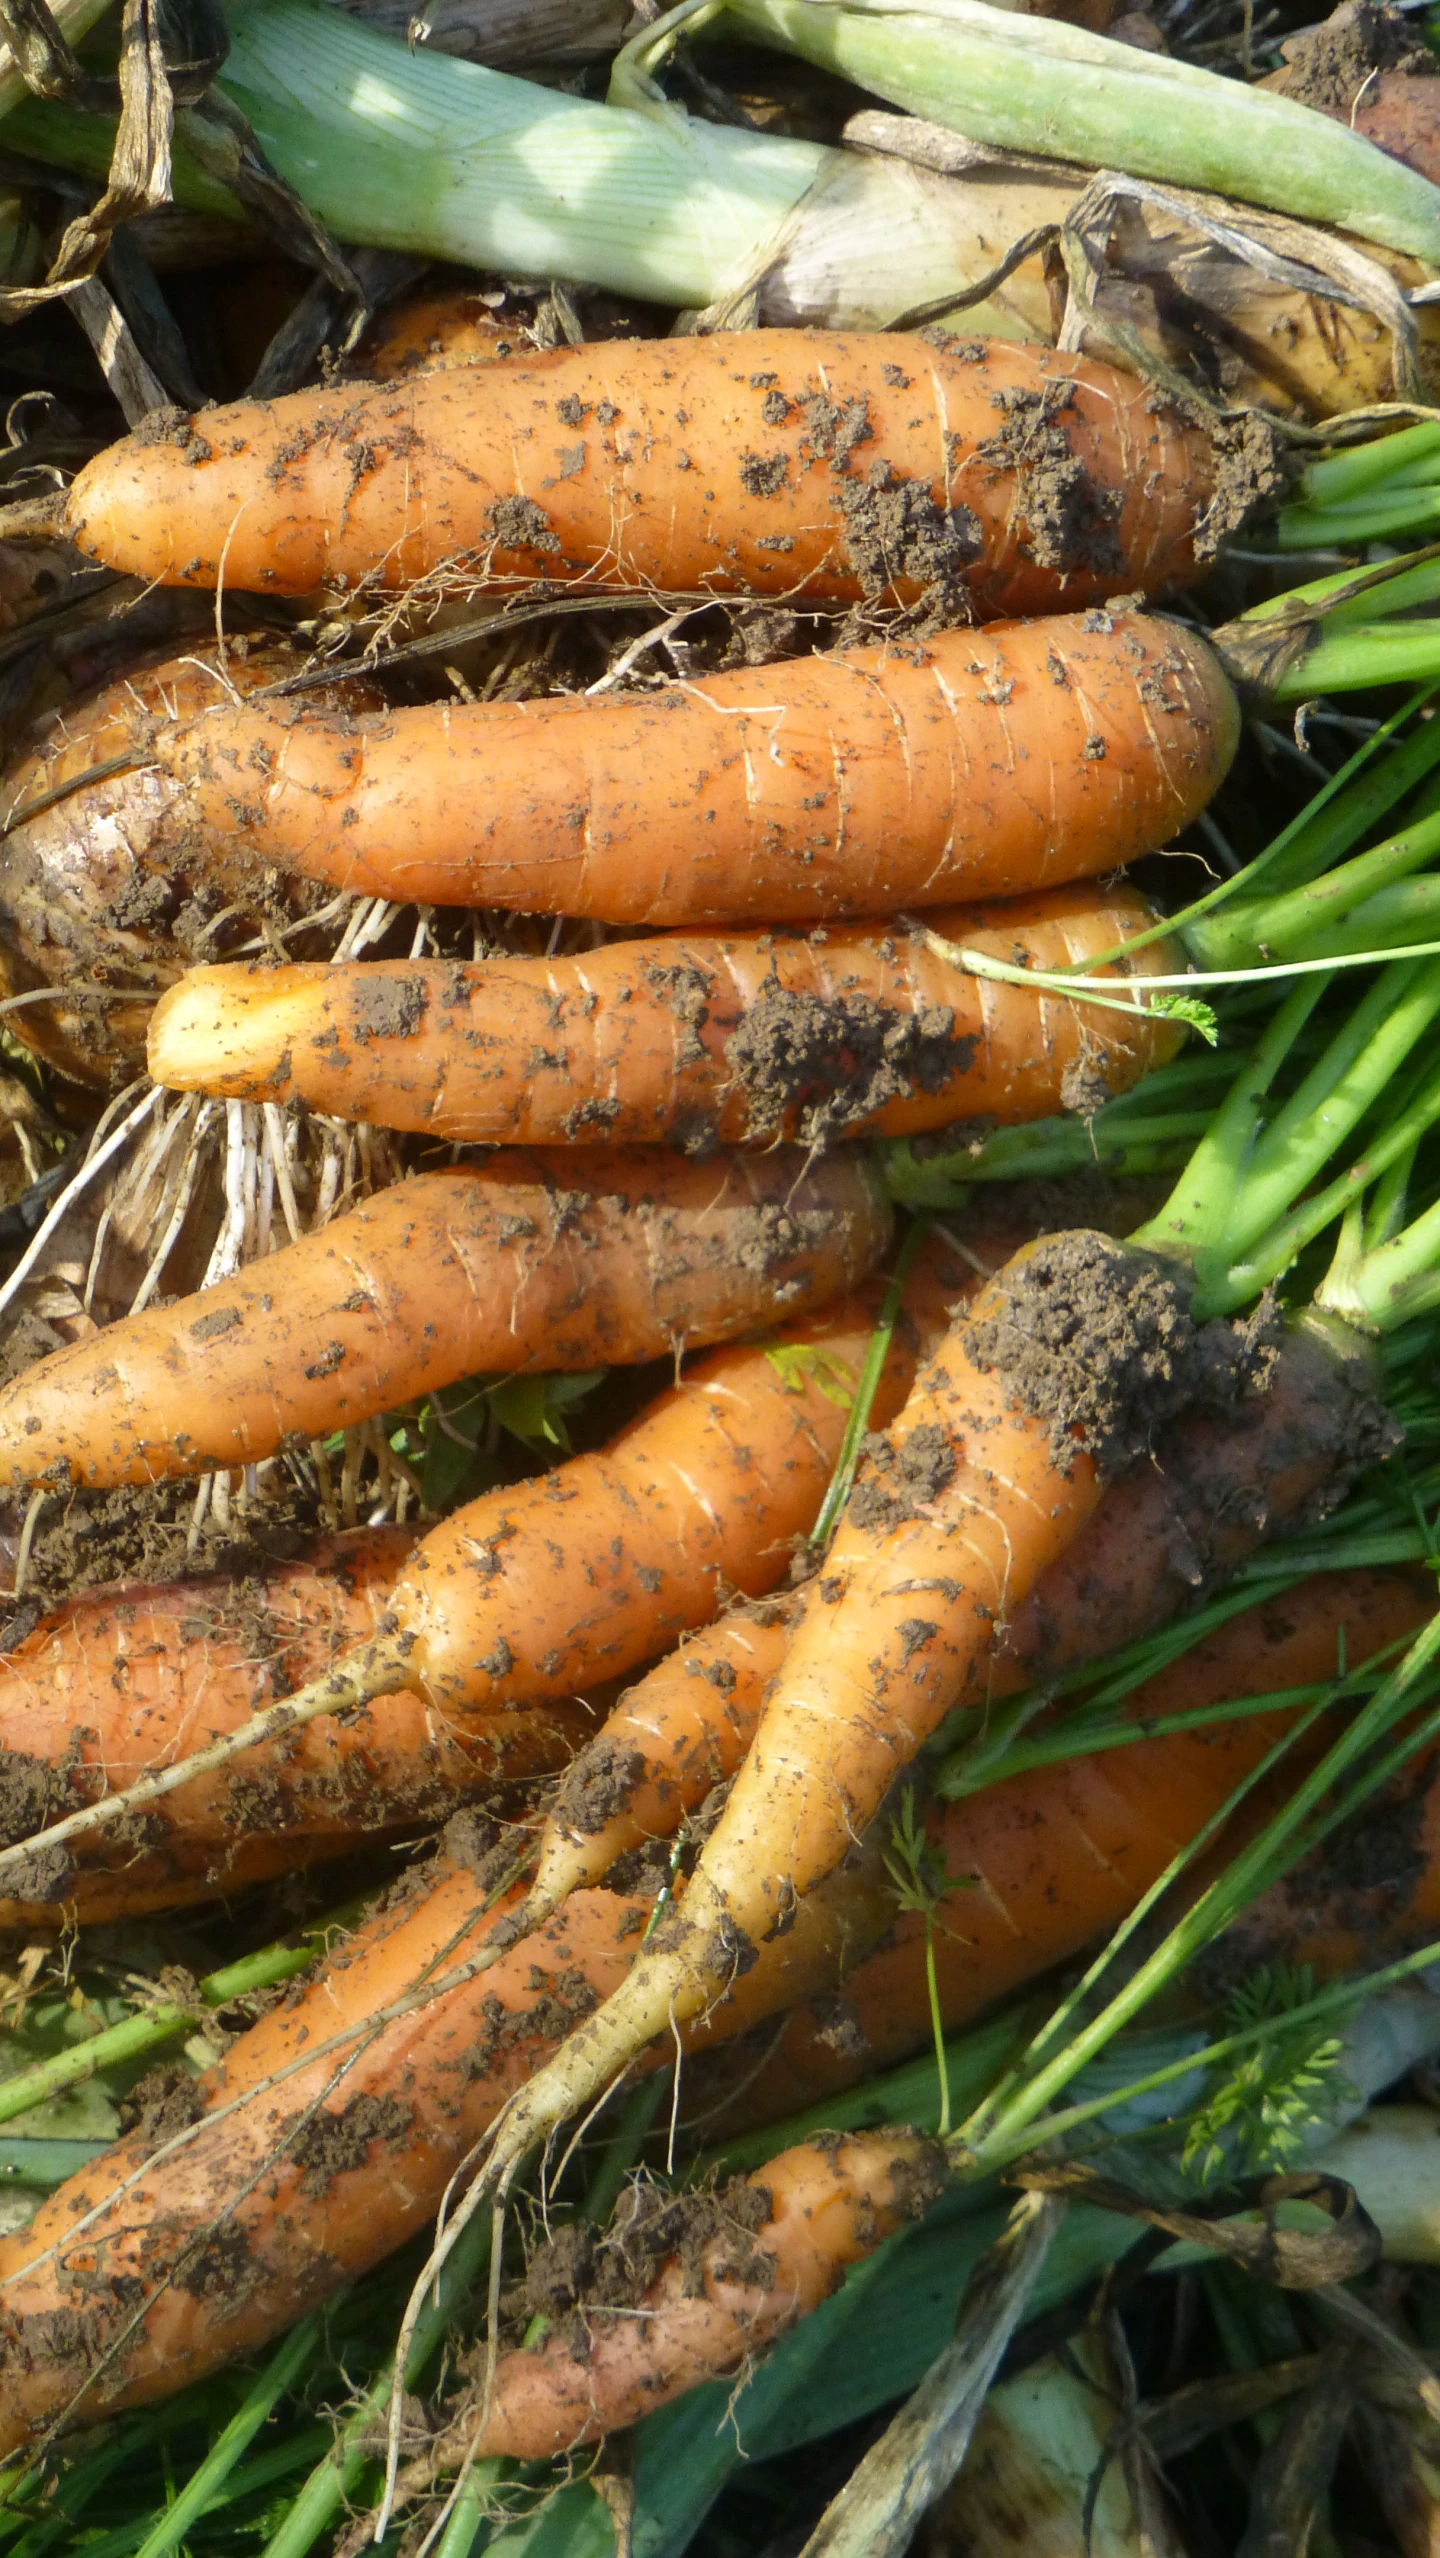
982;1931;1440;2167
1198;1048;1440;1316
1134;958;1440;1291
1203;806;1440;968
0;1941;319;2131
259;2211;493;2558
809;1216;931;1548
132;2315;325;2558
1279;486;1440;551
433;2465;506;2558
1300;421;1440;511
959;1604;1440;2170
1270;621;1440;701
1128;975;1324;1270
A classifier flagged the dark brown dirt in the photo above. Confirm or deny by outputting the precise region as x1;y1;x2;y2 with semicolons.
349;975;429;1043
726;980;974;1144
1191;412;1292;562
551;1738;648;1839
847;1423;958;1534
497;2172;777;2359
484;495;562;555
835;461;983;617
977;384;1124;578
288;2091;413;2195
963;1231;1281;1478
1272;0;1432;111
117;2064;208;2154
0;1475;325;1650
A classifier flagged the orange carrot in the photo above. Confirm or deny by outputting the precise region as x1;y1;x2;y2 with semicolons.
61;334;1235;610
525;1313;1386;1932
447;1235;1350;2195
0;1145;888;1489
0;1841;898;2448
0;1252;957;1897
438;2132;944;2466
0;1530;593;1929
150;610;1235;926
697;1568;1438;2135
148;881;1183;1149
354;292;524;380
0;644;369;1089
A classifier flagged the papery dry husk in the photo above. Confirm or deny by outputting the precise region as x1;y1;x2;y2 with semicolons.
807;125;1440;418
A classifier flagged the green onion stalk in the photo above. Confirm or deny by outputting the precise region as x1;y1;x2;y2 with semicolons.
652;0;1440;264
0;0;1069;331
1279;420;1440;554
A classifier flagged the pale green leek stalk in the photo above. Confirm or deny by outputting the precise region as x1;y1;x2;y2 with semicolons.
0;0;1040;328
711;0;1440;265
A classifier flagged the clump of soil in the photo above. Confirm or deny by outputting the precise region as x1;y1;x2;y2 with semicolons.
726;978;973;1144
963;1230;1280;1477
0;1473;325;1653
977;384;1123;578
1270;0;1432;112
847;1422;958;1535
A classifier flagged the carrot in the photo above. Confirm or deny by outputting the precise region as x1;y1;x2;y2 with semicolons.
0;1841;899;2448
419;2131;944;2468
440;1228;1392;2200
526;1312;1386;1933
0;644;369;1089
0;1529;592;1930
149;609;1235;927
697;1567;1439;2135
147;881;1184;1150
0;1251;957;1893
0;1144;888;1489
354;291;525;380
1210;1718;1440;1989
61;333;1235;611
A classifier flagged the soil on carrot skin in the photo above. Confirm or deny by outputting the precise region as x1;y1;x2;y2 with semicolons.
726;979;974;1145
963;1229;1282;1478
0;1475;326;1650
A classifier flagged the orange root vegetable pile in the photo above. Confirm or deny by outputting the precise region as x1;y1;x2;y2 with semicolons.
61;334;1241;611
0;1529;592;1931
0;645;371;1089
434;2131;945;2466
0;1563;1422;2456
147;610;1235;927
695;1567;1439;2135
524;1309;1392;1936
149;881;1183;1150
442;1241;1380;2194
0;1839;896;2451
0;1145;888;1490
0;1243;973;1901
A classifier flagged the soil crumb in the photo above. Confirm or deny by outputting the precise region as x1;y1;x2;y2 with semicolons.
0;1475;325;1650
1273;0;1432;111
726;979;973;1144
963;1230;1280;1477
978;384;1123;578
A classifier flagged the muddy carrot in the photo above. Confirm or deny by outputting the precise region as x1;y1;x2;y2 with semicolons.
419;2131;944;2467
61;333;1240;611
0;1834;897;2451
525;1311;1388;1933
354;290;525;380
0;1530;593;1929
0;1145;888;1489
448;928;1440;2196
0;1252;953;1892
696;1568;1438;2135
145;609;1234;927
148;881;1183;1150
